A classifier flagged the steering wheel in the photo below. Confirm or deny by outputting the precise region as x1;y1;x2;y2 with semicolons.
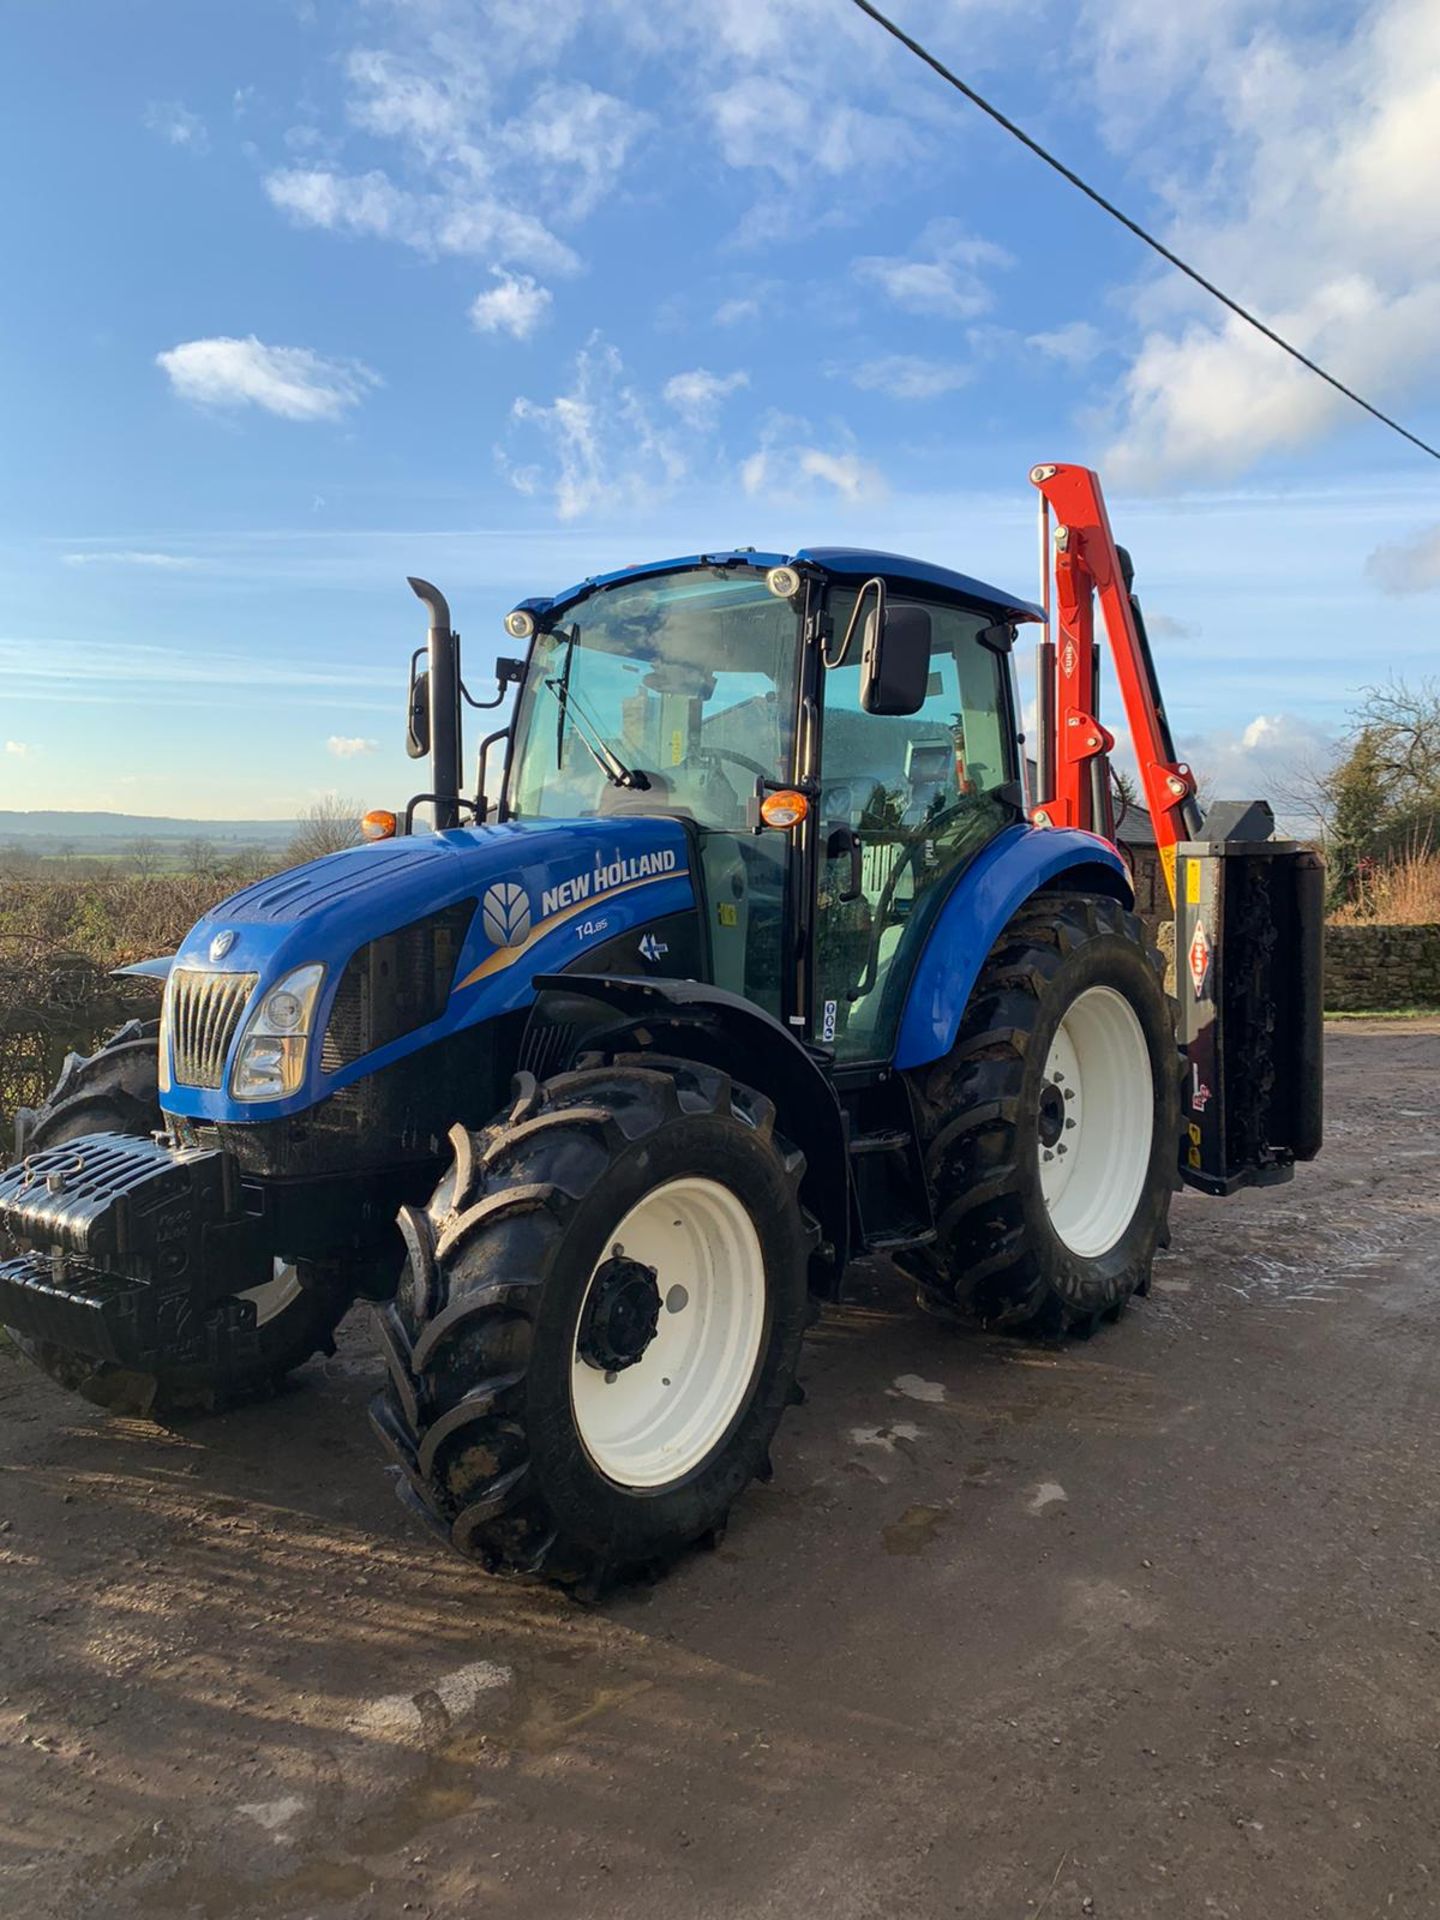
694;743;774;783
844;798;977;1004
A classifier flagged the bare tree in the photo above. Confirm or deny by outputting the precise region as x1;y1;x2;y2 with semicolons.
0;840;36;875
181;835;219;879
1351;678;1440;812
286;795;362;866
1267;745;1339;845
128;837;161;878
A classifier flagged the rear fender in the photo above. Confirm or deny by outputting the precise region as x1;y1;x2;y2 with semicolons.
894;824;1132;1071
525;973;851;1287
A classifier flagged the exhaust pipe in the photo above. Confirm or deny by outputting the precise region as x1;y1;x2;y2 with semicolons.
408;577;462;831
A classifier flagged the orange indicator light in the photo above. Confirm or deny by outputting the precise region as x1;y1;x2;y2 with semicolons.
759;789;809;829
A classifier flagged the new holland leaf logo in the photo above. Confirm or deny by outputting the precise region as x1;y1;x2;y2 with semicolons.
482;881;532;949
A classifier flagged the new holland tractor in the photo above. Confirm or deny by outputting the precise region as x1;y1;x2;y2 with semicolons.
0;464;1322;1590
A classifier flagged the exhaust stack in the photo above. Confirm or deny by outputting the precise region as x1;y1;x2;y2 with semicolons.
408;577;463;831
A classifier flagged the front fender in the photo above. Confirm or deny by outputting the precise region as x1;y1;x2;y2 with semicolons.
893;824;1132;1071
112;955;174;981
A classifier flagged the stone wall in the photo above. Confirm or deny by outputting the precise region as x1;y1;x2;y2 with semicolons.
1323;924;1440;1013
1138;916;1440;1012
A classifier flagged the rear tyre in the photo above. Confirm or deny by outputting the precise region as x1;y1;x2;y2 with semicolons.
901;892;1180;1337
6;1020;351;1418
371;1058;812;1591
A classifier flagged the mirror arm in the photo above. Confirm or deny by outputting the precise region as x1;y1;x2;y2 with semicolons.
461;675;506;712
462;655;527;712
824;576;885;669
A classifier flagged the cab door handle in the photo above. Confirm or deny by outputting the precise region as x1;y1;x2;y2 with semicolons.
826;823;864;903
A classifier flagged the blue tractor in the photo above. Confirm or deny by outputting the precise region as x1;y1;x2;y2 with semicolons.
0;472;1322;1589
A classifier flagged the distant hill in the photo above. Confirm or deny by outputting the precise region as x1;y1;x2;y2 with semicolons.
0;810;296;849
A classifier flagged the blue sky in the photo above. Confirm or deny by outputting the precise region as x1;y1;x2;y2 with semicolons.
3;0;1439;821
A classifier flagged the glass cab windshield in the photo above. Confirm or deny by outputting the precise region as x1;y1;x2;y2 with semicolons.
507;566;802;828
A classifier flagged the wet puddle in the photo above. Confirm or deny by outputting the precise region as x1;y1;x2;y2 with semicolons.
882;1503;950;1555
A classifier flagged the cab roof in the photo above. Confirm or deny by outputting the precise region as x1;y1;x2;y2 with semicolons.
518;547;1045;625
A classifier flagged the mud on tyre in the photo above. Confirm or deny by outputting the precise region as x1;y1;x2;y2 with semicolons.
371;1057;813;1591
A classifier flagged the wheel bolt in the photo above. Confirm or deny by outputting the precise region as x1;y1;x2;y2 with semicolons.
1064;1088;1075;1102
1065;1118;1075;1130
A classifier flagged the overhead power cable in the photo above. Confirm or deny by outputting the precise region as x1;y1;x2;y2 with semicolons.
848;0;1440;466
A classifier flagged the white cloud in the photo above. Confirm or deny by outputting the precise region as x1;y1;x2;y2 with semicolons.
63;550;199;570
1026;322;1104;368
854;220;1012;320
714;295;761;327
1145;611;1200;642
264;168;578;275
262;50;639;281
848;355;972;401
1179;710;1337;812
156;336;379;421
5;740;34;757
344;47;471;154
514;81;646;221
505;336;686;521
1097;0;1440;485
662;368;749;429
740;422;885;505
1365;523;1440;595
143;100;208;151
327;735;380;758
709;74;913;185
469;270;552;341
256;1;1019;285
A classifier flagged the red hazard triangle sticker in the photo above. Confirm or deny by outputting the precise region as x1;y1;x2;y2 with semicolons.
1188;920;1212;999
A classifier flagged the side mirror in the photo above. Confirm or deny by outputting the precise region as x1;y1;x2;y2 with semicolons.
407;666;430;759
861;601;932;715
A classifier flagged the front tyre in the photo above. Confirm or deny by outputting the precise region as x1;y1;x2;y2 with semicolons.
902;892;1180;1337
371;1059;812;1591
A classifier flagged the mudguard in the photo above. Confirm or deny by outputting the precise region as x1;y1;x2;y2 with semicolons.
893;823;1132;1071
112;955;174;980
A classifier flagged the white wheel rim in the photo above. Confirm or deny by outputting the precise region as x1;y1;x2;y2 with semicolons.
238;1260;303;1329
1038;985;1154;1258
571;1176;767;1490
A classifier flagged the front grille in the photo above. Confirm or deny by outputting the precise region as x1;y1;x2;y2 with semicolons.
320;901;473;1073
169;969;257;1088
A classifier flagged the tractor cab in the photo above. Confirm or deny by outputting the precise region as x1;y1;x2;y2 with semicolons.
489;550;1041;1065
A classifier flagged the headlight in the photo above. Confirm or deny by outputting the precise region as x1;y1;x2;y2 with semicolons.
230;963;325;1102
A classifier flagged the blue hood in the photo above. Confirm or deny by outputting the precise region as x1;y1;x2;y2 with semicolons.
161;817;693;1122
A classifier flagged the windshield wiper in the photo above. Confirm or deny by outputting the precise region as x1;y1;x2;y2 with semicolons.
540;675;649;792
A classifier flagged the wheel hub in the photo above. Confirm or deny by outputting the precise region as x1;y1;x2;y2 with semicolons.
576;1254;662;1373
1037;1081;1066;1150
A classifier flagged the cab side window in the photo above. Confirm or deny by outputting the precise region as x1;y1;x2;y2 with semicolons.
815;593;1018;1060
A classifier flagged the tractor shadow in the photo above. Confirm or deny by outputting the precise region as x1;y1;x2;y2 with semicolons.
0;1250;1191;1917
